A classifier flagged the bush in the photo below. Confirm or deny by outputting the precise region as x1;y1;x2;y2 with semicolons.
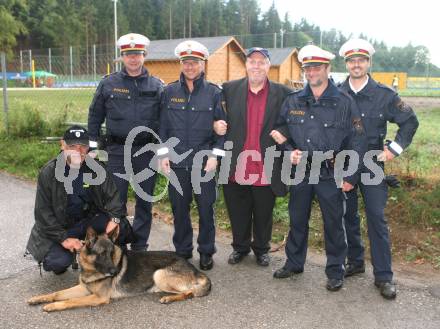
47;107;68;136
6;101;67;138
8;102;48;137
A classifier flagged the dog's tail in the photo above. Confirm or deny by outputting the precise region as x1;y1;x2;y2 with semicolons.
192;272;211;297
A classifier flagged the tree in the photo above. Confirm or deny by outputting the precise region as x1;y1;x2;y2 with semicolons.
261;1;281;34
2;0;438;75
0;0;28;54
282;12;293;32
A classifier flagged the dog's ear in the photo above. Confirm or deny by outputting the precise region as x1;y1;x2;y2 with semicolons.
85;227;97;248
107;224;120;243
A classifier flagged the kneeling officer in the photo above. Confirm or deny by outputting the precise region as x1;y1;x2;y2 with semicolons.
26;125;131;274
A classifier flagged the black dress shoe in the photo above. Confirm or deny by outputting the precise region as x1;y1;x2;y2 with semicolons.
228;250;248;264
53;268;68;275
326;278;344;291
200;254;213;271
176;252;193;260
273;266;303;279
256;253;270;267
345;263;366;277
375;281;397;300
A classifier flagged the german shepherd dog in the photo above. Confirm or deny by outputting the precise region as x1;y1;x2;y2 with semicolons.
27;226;211;312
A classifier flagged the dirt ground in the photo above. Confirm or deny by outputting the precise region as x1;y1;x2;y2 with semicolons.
402;97;440;109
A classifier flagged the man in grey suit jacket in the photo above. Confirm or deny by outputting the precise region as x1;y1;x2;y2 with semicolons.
214;47;291;267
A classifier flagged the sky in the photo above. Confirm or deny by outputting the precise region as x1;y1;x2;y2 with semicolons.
259;0;439;67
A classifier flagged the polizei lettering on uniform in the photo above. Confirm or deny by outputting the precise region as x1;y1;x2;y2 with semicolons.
170;97;186;103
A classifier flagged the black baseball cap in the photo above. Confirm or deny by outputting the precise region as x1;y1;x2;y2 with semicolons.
63;125;89;146
246;47;270;60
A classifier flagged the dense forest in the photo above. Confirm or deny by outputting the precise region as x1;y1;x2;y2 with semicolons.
0;0;437;75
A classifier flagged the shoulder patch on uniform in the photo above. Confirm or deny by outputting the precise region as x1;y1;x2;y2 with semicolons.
395;99;412;112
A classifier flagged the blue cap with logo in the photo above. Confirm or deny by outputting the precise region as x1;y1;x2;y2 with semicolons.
246;47;270;60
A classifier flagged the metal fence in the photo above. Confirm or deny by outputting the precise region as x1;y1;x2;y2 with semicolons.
15;44;116;87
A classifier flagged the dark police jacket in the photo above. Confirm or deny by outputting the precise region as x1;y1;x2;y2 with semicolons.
339;75;419;154
88;67;163;145
276;80;367;186
159;73;226;168
222;78;291;196
26;156;125;262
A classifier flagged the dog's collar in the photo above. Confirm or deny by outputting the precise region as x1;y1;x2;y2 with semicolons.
80;272;110;284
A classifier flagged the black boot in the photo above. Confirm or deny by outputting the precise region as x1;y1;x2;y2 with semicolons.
375;281;397;300
200;254;213;271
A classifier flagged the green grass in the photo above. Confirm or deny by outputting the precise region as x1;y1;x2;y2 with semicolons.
399;89;440;97
386;108;440;176
0;136;59;178
0;89;93;128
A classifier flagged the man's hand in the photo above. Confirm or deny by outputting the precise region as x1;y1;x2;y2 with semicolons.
105;220;119;235
87;150;98;159
341;181;354;192
204;157;218;172
270;130;287;145
377;145;395;162
290;149;303;165
61;238;83;252
213;120;227;136
160;157;171;175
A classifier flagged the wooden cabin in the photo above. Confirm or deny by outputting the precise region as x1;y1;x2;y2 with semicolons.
144;36;247;84
266;47;302;87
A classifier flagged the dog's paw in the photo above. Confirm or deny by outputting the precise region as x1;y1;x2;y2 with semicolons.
159;296;172;304
43;302;62;312
27;296;45;305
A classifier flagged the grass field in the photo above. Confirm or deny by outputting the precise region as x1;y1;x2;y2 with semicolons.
399;89;440;97
0;89;439;268
1;89;93;125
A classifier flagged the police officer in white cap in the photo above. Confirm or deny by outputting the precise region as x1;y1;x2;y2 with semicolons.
88;33;164;251
339;38;419;299
158;40;226;270
271;44;367;292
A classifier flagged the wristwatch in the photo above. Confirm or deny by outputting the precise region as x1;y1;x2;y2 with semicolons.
111;217;121;224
